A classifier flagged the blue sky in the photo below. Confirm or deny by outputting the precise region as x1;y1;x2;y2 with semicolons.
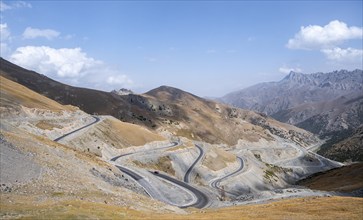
1;1;362;97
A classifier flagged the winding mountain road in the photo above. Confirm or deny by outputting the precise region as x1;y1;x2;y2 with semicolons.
150;171;209;208
116;165;143;181
210;156;244;197
49;114;242;208
53;116;210;208
115;165;169;202
53;116;100;142
110;141;178;162
184;144;204;183
111;142;210;208
273;143;342;168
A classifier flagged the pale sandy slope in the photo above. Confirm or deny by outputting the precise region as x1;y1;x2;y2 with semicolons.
0;76;181;215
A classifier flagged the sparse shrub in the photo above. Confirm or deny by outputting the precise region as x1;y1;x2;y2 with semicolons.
254;154;262;161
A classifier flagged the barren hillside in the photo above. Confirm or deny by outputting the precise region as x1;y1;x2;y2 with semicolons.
0;59;358;220
0;58;318;147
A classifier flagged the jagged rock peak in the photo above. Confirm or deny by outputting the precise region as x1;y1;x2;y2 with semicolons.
111;88;134;96
281;71;314;85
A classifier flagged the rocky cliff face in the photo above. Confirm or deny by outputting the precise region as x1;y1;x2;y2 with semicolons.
111;88;134;96
318;125;363;162
222;70;363;161
222;70;362;116
222;70;363;134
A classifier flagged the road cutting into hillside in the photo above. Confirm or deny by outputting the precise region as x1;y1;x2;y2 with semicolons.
111;142;209;208
210;156;244;197
110;141;178;162
184;144;204;183
53;116;100;142
50;115;337;209
272;143;342;169
150;171;209;208
114;165;177;205
111;142;210;208
114;163;201;208
53;118;202;208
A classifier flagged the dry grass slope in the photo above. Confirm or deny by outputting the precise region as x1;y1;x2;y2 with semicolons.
202;146;236;171
64;117;165;152
106;117;165;147
299;163;363;192
1;196;361;220
133;156;175;176
0;75;74;112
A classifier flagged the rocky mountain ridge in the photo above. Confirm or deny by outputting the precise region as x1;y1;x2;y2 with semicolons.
283;70;362;90
222;69;363;161
222;69;362;115
111;88;134;96
0;58;318;147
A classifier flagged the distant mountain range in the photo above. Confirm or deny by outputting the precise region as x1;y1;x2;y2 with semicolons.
222;69;363;161
222;70;362;116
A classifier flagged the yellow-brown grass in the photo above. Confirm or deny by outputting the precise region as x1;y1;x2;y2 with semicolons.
100;118;165;147
35;121;63;130
0;76;74;112
144;90;289;146
133;156;175;176
203;147;236;171
0;196;361;220
1;130;114;171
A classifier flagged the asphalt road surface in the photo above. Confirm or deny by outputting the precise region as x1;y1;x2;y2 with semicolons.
150;171;209;208
115;165;143;181
184;144;204;183
115;163;210;208
52;115;208;208
111;142;210;208
115;165;168;200
210;156;244;197
53;116;100;142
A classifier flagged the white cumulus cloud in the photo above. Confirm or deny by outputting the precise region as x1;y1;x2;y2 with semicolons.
278;66;302;74
10;46;100;78
9;46;133;90
23;27;60;40
321;47;363;62
287;20;362;50
0;1;31;11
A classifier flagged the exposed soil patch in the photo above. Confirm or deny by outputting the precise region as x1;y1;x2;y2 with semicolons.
35;121;63;130
133;156;175;176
